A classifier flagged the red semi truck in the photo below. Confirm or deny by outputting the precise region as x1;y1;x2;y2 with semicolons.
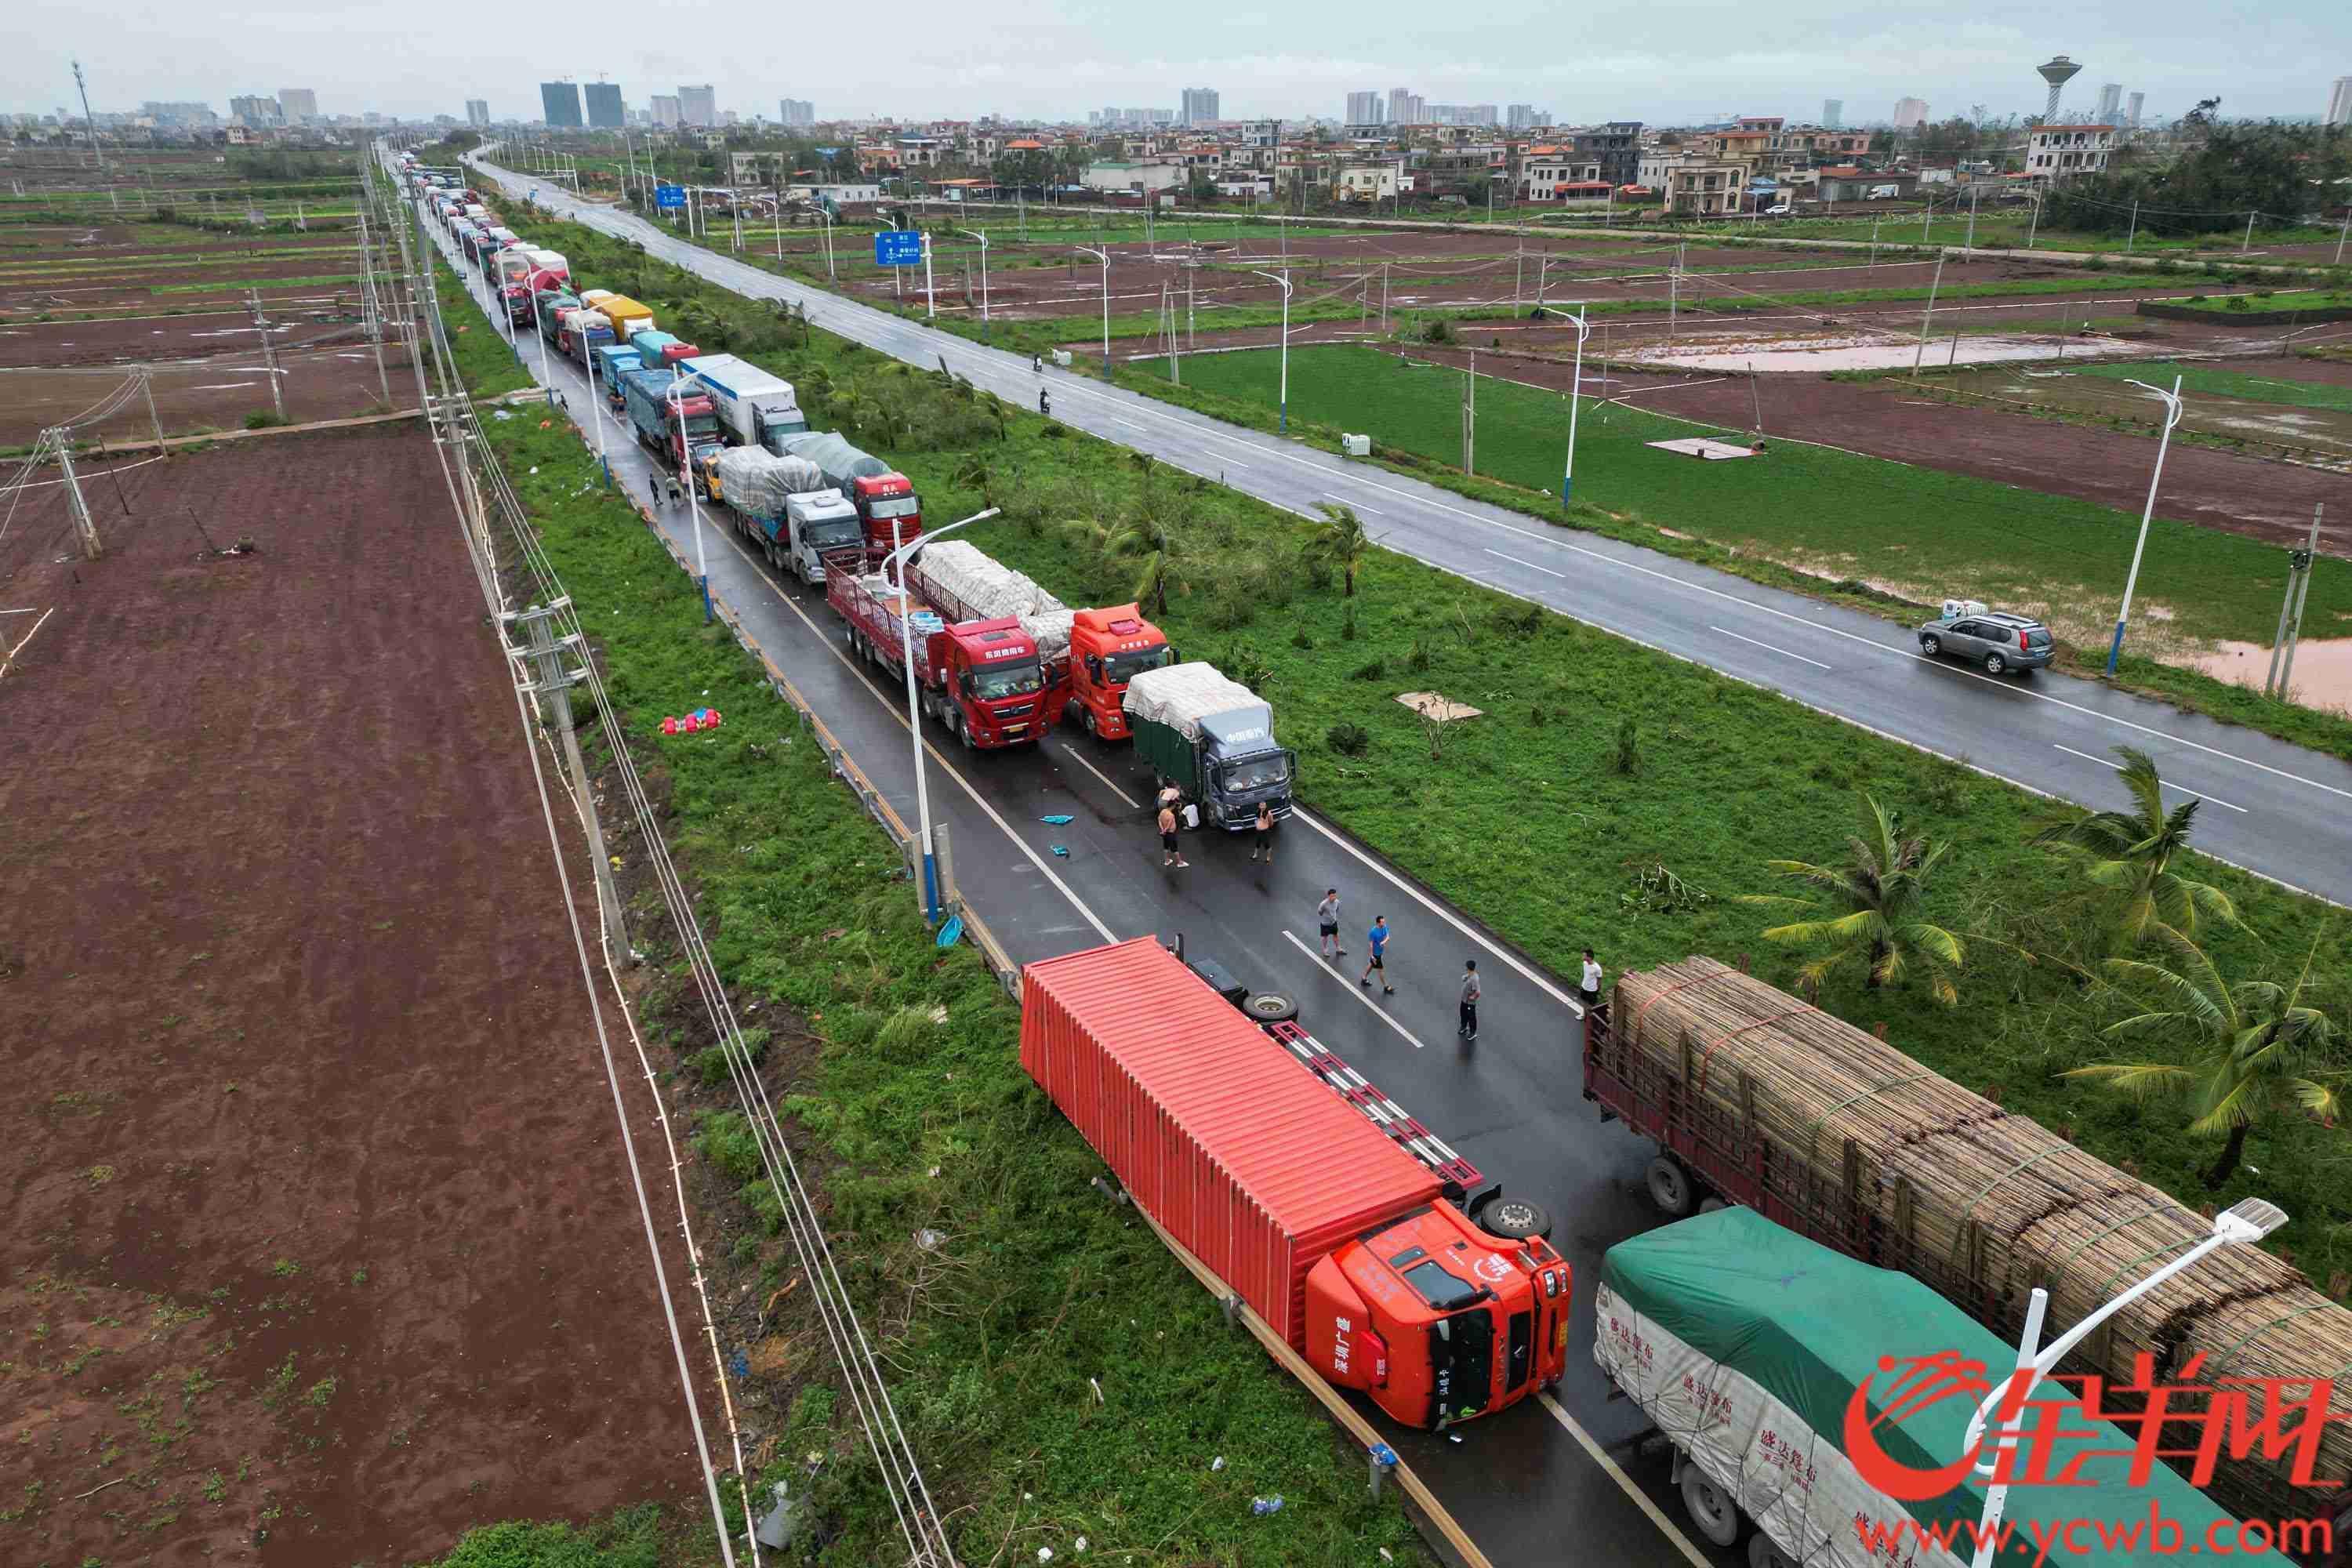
827;572;1054;749
1020;937;1571;1428
1062;604;1172;739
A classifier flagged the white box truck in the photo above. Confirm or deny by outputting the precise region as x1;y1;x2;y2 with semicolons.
684;354;808;452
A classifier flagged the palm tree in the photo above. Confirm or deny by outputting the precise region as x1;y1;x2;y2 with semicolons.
1746;792;1966;1003
1128;451;1159;495
2067;927;2341;1189
2034;746;2238;946
952;453;996;508
1307;503;1371;597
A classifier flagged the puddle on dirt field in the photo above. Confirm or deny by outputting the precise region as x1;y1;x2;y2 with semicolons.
1637;332;2150;373
2188;637;2352;710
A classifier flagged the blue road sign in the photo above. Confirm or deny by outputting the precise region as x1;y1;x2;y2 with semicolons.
874;229;924;267
654;183;686;210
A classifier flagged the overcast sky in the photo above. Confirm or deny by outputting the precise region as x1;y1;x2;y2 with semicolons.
13;0;2351;125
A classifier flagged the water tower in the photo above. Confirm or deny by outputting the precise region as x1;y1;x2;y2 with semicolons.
2037;55;2082;122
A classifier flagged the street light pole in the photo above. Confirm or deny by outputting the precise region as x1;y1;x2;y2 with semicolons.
2106;374;2184;673
922;229;936;319
1539;304;1592;504
1251;268;1293;432
879;506;1003;924
670;379;711;623
1961;1200;2285;1568
1075;245;1111;376
957;227;990;341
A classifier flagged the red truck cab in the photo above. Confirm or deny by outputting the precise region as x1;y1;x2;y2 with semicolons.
1063;604;1171;740
928;619;1052;747
1305;1201;1571;1427
849;472;921;563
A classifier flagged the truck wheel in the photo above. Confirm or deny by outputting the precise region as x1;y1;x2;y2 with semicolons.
1646;1155;1696;1218
1470;1193;1554;1244
1748;1532;1797;1568
1679;1464;1744;1548
1240;991;1298;1024
1081;706;1098;737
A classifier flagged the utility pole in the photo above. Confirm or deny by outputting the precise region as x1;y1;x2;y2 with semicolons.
1667;243;1683;350
1911;252;1945;377
71;60;106;176
1462;348;1475;475
2269;503;2324;701
249;289;285;420
512;600;629;958
141;372;165;452
49;431;103;559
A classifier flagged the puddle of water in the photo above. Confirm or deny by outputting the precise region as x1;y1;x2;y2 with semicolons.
1638;333;2148;373
2187;636;2352;710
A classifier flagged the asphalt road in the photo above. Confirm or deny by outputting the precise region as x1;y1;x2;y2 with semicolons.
463;153;2352;912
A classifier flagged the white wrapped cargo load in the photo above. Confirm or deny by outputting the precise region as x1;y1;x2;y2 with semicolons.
1121;662;1265;740
1018;609;1074;663
568;309;610;332
713;450;825;516
912;539;1066;621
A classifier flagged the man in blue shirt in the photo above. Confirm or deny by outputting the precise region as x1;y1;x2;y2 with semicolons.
1358;916;1392;994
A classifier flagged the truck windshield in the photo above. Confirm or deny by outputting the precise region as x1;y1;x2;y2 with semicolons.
684;414;720;437
972;659;1044;699
807;521;862;550
1102;644;1173;684
1217;752;1290;794
868;495;920;520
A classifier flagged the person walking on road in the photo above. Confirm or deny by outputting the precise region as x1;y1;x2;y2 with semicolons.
647;471;662;510
1580;948;1604;1013
1251;800;1275;862
1157;800;1188;868
1039;388;1051;417
1359;916;1393;993
1317;890;1345;958
1458;960;1481;1041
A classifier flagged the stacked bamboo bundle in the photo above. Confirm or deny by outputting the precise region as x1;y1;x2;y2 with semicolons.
1610;956;2350;1521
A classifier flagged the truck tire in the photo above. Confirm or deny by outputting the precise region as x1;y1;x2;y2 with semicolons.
1679;1463;1744;1548
1469;1192;1554;1244
1081;705;1098;737
1240;991;1298;1024
1646;1155;1697;1218
1748;1532;1797;1568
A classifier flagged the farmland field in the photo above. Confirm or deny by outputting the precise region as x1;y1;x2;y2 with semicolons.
0;429;699;1564
1142;343;2352;654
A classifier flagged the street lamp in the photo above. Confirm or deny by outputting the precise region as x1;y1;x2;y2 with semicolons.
668;379;711;623
1074;245;1112;377
877;506;1004;924
1537;304;1592;505
1959;1198;2285;1568
956;227;991;341
1250;268;1293;433
2105;374;2184;674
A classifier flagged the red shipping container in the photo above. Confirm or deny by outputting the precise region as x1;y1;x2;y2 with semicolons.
1019;936;1442;1348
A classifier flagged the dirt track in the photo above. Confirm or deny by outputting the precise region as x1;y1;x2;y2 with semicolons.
0;429;698;1564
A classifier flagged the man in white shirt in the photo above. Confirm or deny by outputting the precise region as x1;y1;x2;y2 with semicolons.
1580;948;1603;1012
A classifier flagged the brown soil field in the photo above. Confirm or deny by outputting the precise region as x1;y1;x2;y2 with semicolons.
0;309;367;367
0;258;366;318
0;428;700;1566
1388;343;2352;555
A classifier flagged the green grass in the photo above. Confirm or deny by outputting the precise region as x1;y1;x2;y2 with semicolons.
151;271;362;296
2060;358;2352;413
416;1504;695;1566
2158;289;2352;315
1131;343;2350;655
429;251;534;398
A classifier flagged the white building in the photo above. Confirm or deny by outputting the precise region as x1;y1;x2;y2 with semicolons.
466;99;489;127
2026;123;2114;181
1080;160;1184;195
1346;91;1384;125
651;95;681;128
1893;96;1929;131
1336;160;1410;201
678;84;716;126
278;88;318;125
1180;87;1220;127
2329;77;2352;129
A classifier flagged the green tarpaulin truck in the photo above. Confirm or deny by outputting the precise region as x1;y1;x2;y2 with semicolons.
1598;1208;2250;1568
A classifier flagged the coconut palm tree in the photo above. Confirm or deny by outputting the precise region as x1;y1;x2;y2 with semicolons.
1748;792;1967;1003
1307;503;1371;597
2034;746;2238;946
2067;927;2341;1189
952;453;996;508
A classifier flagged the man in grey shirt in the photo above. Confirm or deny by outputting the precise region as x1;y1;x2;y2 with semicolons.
1458;960;1480;1041
1317;890;1344;958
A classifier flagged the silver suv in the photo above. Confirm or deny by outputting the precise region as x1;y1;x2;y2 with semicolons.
1918;608;2054;677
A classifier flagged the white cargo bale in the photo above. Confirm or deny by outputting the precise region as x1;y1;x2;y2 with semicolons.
913;539;1065;620
1122;662;1265;739
1019;609;1074;662
713;448;818;516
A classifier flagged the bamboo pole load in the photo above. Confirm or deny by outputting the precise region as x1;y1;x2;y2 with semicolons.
1599;956;2349;1523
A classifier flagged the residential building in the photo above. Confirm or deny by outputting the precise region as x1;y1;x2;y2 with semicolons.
278;89;318;124
1822;99;1843;128
780;98;814;127
1180;87;1220;127
1573;121;1643;186
1664;162;1749;215
2026;123;2114;180
2095;83;2122;123
1813;165;1915;201
1236;120;1279;148
1893;96;1929;131
466;99;490;128
1637;151;1695;188
2329;77;2352;129
1346;91;1385;125
141;100;217;127
1337;160;1409;202
1386;87;1426;125
229;94;282;125
539;81;583;129
584;82;624;129
1080;160;1183;195
678;84;716;126
1517;146;1605;201
2125;91;2144;129
652;95;681;128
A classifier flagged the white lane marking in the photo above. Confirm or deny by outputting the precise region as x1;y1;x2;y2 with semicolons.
1485;548;1568;579
1280;930;1430;1050
1536;1393;1717;1568
1290;809;1584;1018
1711;624;1833;671
2053;744;2248;813
1053;739;1141;810
1108;416;1149;432
495;161;2352;818
1325;495;1381;514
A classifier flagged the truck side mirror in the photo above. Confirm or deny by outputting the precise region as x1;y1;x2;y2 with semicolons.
960;673;975;697
1086;655;1103;680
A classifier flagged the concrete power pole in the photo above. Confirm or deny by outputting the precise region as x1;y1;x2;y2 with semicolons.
2267;503;2324;701
511;600;630;958
49;430;103;559
249;289;285;421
